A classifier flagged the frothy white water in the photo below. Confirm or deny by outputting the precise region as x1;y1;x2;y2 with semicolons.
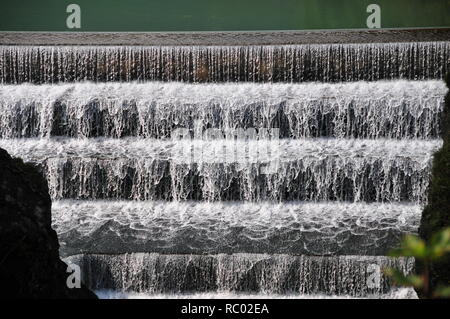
1;42;449;84
65;253;414;296
53;200;420;257
94;288;418;299
0;138;439;202
0;137;440;161
0;81;446;139
1;42;443;300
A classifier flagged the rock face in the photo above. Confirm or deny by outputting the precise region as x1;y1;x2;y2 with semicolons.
0;148;96;299
418;73;450;293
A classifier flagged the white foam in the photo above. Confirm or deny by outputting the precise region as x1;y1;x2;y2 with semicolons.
0;80;446;139
94;288;418;299
53;200;421;256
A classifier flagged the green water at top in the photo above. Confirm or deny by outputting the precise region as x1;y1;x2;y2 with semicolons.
0;0;449;32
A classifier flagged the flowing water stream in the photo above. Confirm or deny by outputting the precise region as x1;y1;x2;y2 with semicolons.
0;40;448;298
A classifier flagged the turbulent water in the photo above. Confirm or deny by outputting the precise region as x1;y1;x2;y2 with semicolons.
1;42;449;84
0;137;439;202
0;38;447;298
0;81;445;139
65;253;414;296
53;200;420;257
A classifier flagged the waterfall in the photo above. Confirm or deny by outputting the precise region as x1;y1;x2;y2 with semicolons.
0;37;447;298
0;81;445;139
1;42;449;84
65;253;414;296
0;138;439;202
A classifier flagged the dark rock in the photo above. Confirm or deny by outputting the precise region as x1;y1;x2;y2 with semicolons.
418;73;450;295
0;148;97;299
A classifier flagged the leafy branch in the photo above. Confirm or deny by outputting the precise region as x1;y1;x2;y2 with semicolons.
385;227;450;298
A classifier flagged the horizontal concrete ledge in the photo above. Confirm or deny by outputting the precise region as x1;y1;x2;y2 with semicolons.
0;28;449;46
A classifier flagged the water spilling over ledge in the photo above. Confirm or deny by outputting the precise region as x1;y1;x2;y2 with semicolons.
1;42;449;84
1;31;447;298
0;138;439;202
0;81;446;139
53;200;420;257
65;253;414;296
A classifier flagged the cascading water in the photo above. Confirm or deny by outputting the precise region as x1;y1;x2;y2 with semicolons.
0;81;445;139
65;253;414;296
0;137;439;202
53;200;421;257
0;41;448;298
0;42;449;84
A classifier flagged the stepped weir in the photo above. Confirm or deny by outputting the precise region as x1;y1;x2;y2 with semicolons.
1;30;448;298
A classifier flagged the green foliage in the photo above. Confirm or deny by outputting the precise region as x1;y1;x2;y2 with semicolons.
384;268;423;288
435;286;450;298
416;75;450;297
429;228;450;258
390;228;450;260
385;227;450;298
389;235;427;259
